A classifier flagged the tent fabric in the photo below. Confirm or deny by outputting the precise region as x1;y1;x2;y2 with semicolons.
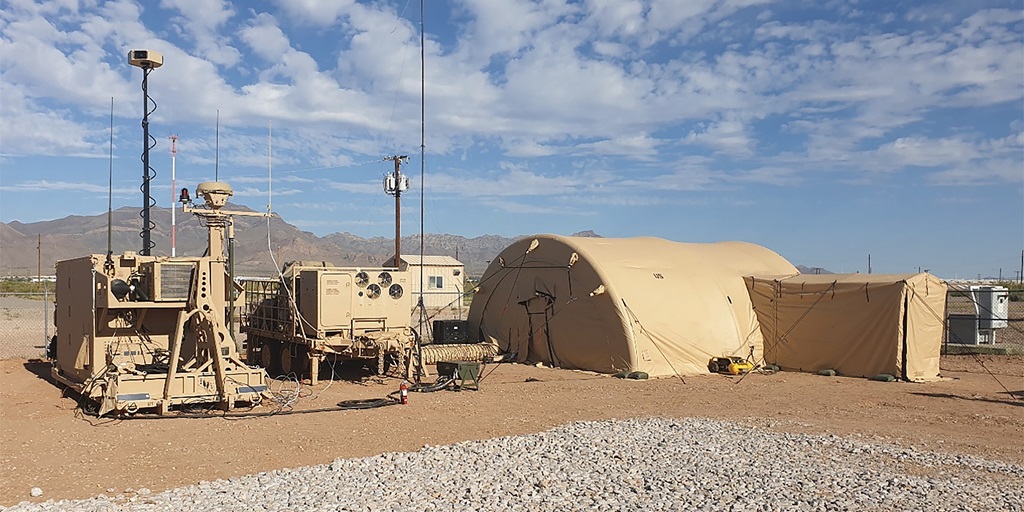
466;235;798;377
744;273;947;382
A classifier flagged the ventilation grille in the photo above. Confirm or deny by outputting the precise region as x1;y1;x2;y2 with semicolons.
159;264;193;301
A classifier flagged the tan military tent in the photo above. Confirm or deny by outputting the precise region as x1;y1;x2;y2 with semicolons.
467;235;797;377
744;273;947;382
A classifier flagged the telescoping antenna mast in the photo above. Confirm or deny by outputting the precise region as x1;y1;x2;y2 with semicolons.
128;49;163;256
169;135;179;257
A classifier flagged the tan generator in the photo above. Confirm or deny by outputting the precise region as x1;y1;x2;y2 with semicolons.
50;182;269;416
243;263;414;384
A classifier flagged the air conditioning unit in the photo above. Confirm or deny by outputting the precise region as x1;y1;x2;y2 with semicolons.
143;262;194;301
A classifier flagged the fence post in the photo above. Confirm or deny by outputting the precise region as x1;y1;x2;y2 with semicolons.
44;288;50;356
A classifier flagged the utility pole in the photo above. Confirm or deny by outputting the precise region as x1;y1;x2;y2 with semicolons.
37;234;41;288
1020;249;1023;284
169;135;178;257
383;155;410;268
868;254;872;274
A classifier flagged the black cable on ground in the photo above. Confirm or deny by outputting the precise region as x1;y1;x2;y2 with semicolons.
335;374;459;410
337;397;400;410
410;375;456;392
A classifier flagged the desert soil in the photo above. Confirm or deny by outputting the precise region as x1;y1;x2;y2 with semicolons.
1;355;1022;507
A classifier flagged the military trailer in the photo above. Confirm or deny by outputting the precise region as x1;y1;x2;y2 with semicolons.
50;182;269;416
242;263;414;384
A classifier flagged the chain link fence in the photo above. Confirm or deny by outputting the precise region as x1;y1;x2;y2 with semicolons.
0;292;54;360
943;287;1023;355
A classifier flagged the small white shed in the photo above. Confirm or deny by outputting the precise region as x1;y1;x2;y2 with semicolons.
382;255;465;317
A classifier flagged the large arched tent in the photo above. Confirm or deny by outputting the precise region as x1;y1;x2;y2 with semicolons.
467;235;798;377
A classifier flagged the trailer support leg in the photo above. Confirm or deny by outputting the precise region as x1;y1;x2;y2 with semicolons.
310;354;320;385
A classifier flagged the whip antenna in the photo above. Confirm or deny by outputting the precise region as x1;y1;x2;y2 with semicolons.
415;0;426;383
268;120;272;214
215;109;220;181
105;97;115;272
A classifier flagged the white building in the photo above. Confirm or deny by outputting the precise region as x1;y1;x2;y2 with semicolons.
382;255;465;318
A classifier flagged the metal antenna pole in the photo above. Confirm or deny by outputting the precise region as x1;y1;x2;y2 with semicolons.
140;67;154;255
170;135;178;257
394;157;402;266
215;110;220;181
105;97;114;272
417;0;426;384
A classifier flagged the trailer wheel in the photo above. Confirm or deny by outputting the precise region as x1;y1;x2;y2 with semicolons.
293;346;310;375
280;344;293;375
262;340;280;376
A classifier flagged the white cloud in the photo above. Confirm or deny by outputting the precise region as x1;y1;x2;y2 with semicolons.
584;0;645;37
684;117;754;155
0;0;1021;203
928;159;1024;186
272;0;357;26
0;180;136;194
727;166;801;186
238;13;290;62
477;198;593;216
160;0;240;66
452;0;578;66
428;168;585;197
871;137;978;169
573;135;661;159
326;181;381;195
618;167;717;192
0;87;106;157
233;186;301;197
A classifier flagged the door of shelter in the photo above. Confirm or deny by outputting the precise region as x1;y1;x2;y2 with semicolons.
518;292;558;366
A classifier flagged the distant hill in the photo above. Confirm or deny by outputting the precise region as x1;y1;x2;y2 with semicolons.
3;209;825;279
0;206;537;278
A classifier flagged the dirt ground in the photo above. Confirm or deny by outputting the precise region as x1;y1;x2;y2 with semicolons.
1;355;1022;506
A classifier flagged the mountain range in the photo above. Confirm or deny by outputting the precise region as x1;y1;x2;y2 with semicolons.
1;208;829;278
0;205;578;278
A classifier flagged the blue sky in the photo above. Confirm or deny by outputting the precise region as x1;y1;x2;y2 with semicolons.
1;0;1022;279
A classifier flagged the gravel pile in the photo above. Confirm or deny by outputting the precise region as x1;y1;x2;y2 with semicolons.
5;417;1022;511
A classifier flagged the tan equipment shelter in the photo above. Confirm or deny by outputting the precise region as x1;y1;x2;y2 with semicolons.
467;235;797;377
745;273;947;382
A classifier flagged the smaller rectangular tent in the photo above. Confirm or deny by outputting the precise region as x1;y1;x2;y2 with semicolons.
745;273;947;382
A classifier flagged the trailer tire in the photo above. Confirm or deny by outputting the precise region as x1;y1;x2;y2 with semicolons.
262;339;280;376
280;344;293;376
293;346;310;376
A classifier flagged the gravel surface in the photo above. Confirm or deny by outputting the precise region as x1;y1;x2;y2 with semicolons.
4;417;1021;512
